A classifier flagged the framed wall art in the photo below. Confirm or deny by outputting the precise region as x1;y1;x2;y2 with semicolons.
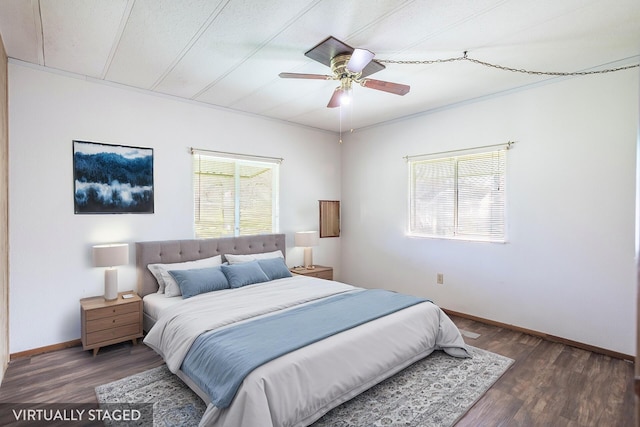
73;140;154;214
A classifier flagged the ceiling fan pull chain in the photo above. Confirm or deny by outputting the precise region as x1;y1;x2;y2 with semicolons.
339;106;343;144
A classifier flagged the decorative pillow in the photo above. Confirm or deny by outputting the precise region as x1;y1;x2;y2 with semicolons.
221;260;270;288
147;264;169;293
224;250;284;265
257;257;292;281
147;255;222;296
169;266;229;299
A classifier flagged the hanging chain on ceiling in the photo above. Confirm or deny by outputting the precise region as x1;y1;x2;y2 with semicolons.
377;52;639;76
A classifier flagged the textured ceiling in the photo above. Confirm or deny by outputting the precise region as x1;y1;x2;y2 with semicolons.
0;0;638;132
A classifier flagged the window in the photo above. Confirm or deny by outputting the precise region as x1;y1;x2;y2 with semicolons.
408;148;506;242
192;151;280;238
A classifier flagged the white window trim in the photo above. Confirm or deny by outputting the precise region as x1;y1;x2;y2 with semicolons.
192;148;281;238
407;143;511;243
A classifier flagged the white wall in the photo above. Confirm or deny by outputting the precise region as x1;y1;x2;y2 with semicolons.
341;71;639;356
8;62;342;353
8;61;638;356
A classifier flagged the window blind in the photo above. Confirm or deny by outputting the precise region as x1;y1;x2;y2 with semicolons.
409;149;506;241
193;153;279;238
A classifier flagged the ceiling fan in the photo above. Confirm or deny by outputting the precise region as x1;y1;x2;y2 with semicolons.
279;36;410;108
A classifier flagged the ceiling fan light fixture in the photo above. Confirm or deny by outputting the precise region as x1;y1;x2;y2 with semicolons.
340;89;352;106
339;78;353;106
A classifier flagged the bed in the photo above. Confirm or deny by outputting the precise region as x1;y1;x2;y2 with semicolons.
137;233;469;427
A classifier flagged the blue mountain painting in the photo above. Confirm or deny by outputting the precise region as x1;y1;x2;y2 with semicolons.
73;141;154;214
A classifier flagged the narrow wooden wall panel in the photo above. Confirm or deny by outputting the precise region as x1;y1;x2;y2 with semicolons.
0;32;9;385
319;200;340;238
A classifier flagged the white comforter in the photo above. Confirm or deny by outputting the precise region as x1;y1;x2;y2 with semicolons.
144;276;468;427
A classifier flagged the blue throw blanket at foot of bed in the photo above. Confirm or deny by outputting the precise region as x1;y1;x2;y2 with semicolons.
181;289;428;408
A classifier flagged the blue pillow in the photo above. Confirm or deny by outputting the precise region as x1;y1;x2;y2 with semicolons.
221;260;270;288
258;257;292;280
169;266;230;299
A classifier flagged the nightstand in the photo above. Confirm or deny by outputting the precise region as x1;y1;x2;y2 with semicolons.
290;265;333;281
80;292;143;356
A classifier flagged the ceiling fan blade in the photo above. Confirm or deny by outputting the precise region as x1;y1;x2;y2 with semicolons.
360;60;385;78
305;36;353;67
304;36;384;77
361;79;410;96
347;48;374;73
327;87;344;108
279;72;332;80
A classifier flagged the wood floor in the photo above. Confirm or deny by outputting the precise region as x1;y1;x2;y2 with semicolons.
0;315;635;426
452;316;635;427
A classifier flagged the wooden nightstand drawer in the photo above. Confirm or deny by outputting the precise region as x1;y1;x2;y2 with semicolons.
85;323;141;346
290;265;333;281
80;292;143;356
86;311;140;333
85;302;139;321
303;269;333;280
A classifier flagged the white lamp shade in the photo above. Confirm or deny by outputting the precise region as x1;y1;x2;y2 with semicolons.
93;243;128;301
294;231;319;248
295;231;318;269
93;243;129;267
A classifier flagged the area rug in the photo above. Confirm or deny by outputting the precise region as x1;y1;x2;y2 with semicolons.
95;346;513;427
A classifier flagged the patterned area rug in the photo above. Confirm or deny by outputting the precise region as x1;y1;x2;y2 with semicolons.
95;346;512;427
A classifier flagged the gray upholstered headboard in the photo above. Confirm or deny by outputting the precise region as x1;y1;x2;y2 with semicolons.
135;233;286;297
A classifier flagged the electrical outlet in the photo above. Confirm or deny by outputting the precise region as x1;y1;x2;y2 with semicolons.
437;273;444;285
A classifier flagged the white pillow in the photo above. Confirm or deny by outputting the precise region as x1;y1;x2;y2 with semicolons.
147;264;169;293
225;250;284;265
147;255;222;296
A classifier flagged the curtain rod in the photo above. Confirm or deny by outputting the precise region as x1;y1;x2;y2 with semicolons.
190;147;284;163
404;141;515;161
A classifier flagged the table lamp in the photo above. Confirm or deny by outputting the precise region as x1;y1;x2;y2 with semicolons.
93;243;129;300
294;231;319;269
